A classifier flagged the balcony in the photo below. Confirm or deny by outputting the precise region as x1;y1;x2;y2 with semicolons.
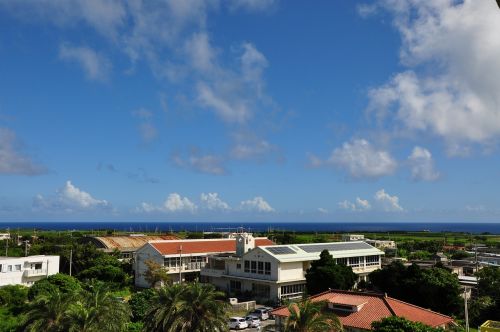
24;269;47;277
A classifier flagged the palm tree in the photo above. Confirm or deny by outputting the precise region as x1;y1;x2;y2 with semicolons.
143;283;187;332
65;281;131;332
20;290;71;332
143;282;229;332
265;299;343;332
173;282;228;332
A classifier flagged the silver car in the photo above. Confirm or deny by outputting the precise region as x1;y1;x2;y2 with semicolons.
245;315;261;328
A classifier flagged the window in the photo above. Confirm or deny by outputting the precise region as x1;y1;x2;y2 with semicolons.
7;265;12;272
251;261;257;274
252;283;270;298
236;263;241;269
244;260;250;273
34;263;42;270
366;255;380;266
257;261;264;274
0;265;2;272
264;262;271;275
281;284;305;295
15;265;21;271
336;258;347;265
349;257;360;267
230;280;242;292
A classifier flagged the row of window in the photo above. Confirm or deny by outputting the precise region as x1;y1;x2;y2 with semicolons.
163;256;206;268
243;260;271;275
281;283;305;295
335;255;380;267
0;264;22;273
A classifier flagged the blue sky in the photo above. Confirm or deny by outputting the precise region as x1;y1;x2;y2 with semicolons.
1;0;500;222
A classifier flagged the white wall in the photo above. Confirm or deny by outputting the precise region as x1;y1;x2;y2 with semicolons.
134;244;164;288
0;255;59;287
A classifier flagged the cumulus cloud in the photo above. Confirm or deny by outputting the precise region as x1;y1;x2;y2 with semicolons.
200;192;230;211
239;196;274;212
33;181;111;212
365;1;500;152
138;193;197;214
327;139;397;178
230;131;277;161
374;189;403;212
171;149;227;175
228;0;278;12
0;127;46;176
338;197;371;211
59;44;111;81
408;146;440;182
317;207;328;214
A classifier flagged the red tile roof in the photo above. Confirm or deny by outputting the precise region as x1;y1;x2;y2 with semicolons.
150;238;274;255
271;290;454;330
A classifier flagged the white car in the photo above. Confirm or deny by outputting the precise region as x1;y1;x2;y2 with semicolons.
229;317;248;330
245;315;261;328
250;308;269;321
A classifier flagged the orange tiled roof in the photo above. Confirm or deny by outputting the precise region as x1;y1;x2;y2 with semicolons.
271;290;454;330
150;238;274;255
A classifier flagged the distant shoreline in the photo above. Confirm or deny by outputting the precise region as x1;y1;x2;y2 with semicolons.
0;221;499;234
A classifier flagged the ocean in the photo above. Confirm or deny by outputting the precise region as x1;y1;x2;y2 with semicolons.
0;222;499;234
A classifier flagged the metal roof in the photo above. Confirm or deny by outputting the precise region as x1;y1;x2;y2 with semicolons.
92;235;179;250
258;241;383;262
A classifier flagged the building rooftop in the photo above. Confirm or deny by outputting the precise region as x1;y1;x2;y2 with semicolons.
271;290;454;330
90;235;179;250
149;238;274;256
258;241;383;262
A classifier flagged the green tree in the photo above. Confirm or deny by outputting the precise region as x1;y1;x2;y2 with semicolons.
472;267;500;323
129;288;156;322
371;316;441;332
305;250;357;295
143;282;229;332
20;290;71;332
28;273;81;300
143;259;170;288
65;281;131;332
266;299;343;332
369;262;462;315
0;285;28;309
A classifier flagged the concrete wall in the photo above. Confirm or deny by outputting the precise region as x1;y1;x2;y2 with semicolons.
135;244;164;288
0;255;59;287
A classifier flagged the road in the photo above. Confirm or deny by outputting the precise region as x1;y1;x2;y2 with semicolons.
232;319;276;331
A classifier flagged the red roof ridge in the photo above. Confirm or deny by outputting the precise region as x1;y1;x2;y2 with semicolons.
385;296;454;320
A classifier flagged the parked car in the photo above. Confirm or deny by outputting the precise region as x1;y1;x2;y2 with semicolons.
250;308;269;320
229;317;248;330
262;306;274;319
245;315;261;328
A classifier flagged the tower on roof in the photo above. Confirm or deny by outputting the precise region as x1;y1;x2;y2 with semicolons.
236;233;255;257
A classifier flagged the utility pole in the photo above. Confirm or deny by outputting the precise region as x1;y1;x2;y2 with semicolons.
24;240;28;257
5;237;8;256
178;245;182;284
464;286;470;332
69;248;73;276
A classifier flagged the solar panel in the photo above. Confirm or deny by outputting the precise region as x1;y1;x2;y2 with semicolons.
267;246;296;255
297;242;373;253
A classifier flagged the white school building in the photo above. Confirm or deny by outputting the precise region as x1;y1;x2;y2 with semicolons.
201;233;384;304
0;255;60;287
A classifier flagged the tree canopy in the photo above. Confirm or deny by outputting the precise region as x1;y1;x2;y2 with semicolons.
372;316;441;332
368;261;462;316
305;249;357;295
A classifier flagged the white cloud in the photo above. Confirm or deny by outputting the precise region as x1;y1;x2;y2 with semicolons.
0;127;46;175
59;44;111;81
230;132;277;161
33;181;111;212
374;189;403;212
200;192;230;211
366;1;500;151
338;197;371;211
131;108;158;143
327;139;397;178
317;207;328;214
138;193;197;214
408;146;440;181
172;149;227;175
239;196;274;212
228;0;277;12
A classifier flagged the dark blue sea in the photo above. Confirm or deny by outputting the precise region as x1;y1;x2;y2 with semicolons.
0;222;499;234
